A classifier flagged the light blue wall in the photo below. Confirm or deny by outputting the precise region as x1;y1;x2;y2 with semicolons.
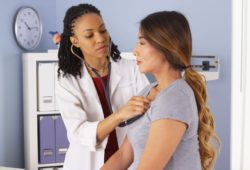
56;0;84;33
0;0;230;169
0;0;56;168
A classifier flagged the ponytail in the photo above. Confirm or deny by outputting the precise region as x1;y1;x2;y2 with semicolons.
184;68;220;170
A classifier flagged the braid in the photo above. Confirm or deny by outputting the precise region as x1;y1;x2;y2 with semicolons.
110;41;120;62
184;69;220;170
58;4;121;78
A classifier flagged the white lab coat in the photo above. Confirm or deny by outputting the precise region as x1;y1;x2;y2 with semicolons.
56;58;149;170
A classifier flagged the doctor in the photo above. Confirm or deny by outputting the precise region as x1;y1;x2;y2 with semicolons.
56;3;149;170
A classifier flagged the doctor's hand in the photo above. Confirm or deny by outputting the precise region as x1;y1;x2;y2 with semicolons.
116;96;150;121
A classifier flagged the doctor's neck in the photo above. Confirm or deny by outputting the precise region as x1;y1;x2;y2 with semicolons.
84;57;109;76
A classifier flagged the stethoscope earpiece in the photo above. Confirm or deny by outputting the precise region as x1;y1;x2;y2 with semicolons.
71;44;84;62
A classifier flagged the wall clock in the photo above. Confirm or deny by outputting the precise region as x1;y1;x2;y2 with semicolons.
14;7;42;50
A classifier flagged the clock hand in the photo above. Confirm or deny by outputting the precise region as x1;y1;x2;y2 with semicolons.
30;26;38;30
24;22;31;30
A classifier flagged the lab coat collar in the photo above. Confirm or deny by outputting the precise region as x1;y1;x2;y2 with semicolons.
79;59;121;100
109;59;121;98
80;64;100;103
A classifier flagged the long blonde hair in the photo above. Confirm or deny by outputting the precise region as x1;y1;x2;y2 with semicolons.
185;68;220;169
140;11;220;169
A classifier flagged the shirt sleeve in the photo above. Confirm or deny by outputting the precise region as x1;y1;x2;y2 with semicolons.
56;80;106;151
148;90;194;128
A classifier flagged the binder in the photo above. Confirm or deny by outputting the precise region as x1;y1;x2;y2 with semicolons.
38;116;56;164
38;62;56;111
55;115;69;163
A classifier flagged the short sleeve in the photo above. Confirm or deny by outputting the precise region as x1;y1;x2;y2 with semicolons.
149;90;194;128
137;83;156;97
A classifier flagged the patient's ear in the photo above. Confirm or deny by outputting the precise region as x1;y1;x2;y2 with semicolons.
70;36;80;47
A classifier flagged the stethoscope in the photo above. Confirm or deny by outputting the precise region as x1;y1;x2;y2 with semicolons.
84;60;113;118
71;44;142;127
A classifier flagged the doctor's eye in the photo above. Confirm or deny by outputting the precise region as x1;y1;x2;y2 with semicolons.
84;33;94;39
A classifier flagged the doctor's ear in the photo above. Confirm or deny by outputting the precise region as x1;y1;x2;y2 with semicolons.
70;36;79;47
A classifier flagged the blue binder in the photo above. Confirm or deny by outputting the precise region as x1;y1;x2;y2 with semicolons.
55;115;69;163
38;116;56;164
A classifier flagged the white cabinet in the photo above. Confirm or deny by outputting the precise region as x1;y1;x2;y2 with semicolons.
23;52;68;170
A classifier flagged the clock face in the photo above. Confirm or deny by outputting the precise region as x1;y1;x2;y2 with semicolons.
14;7;42;50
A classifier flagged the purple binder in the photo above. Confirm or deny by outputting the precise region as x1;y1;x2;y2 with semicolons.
38;116;56;164
55;115;69;163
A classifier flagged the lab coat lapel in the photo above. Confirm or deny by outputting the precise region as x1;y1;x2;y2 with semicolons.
109;60;121;99
80;65;100;102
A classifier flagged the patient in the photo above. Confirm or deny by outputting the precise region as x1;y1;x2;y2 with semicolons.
101;11;220;170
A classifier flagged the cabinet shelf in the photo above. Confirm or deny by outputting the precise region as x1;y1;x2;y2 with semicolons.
37;111;60;115
38;163;63;168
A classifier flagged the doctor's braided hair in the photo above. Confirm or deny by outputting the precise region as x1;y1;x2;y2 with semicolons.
140;11;220;170
58;3;121;78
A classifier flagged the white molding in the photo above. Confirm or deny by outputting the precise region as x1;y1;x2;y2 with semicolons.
231;0;243;169
231;0;250;169
242;0;250;168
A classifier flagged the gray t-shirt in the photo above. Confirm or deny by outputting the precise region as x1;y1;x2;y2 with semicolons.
127;79;201;170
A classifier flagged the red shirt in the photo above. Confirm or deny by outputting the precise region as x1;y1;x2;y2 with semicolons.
92;75;119;162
